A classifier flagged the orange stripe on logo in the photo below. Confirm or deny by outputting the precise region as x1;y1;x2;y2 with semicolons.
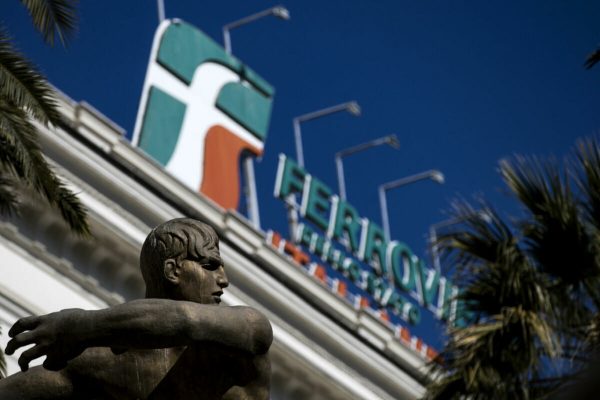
200;125;262;209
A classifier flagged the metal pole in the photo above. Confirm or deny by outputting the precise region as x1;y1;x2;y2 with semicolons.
296;102;360;123
430;226;441;272
290;117;302;237
428;210;490;273
224;7;283;31
335;154;347;201
221;6;290;230
293;118;304;168
334;134;399;201
429;218;459;273
223;28;232;54
379;185;391;241
337;136;392;158
382;170;444;191
378;170;445;241
293;101;360;169
243;156;261;228
286;196;299;241
223;6;290;55
157;0;165;23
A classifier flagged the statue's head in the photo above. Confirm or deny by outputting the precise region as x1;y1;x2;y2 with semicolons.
140;218;228;304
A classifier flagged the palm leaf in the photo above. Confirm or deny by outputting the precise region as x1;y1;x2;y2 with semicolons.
585;47;600;70
575;137;600;234
438;201;515;270
0;100;90;236
0;99;42;179
428;307;559;399
501;157;598;287
0;175;19;215
501;154;600;355
0;31;63;126
0;327;4;379
19;0;77;47
429;198;562;399
427;310;555;399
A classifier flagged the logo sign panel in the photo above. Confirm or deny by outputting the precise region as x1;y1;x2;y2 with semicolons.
133;20;274;209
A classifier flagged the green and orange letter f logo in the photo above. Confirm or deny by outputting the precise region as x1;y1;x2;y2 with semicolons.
132;19;274;210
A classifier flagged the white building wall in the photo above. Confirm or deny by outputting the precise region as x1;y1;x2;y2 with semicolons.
0;233;110;375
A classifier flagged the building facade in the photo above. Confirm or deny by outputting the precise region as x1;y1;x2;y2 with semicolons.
0;18;434;400
0;95;429;399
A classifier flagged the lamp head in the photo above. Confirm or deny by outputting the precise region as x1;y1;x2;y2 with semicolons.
430;170;445;184
385;134;401;149
346;101;361;116
272;6;290;20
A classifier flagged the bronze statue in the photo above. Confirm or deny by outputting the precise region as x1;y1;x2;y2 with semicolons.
0;218;273;399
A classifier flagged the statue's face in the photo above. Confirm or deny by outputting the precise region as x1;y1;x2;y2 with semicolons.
177;244;228;305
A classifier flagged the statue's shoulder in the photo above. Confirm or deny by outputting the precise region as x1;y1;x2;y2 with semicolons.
225;306;273;353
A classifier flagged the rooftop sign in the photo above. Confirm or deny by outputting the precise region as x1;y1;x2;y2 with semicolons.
272;155;466;331
132;19;274;210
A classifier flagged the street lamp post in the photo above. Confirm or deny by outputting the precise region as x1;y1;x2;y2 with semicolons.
378;170;445;241
221;5;290;229
286;101;360;240
293;101;361;168
157;0;165;23
223;5;290;54
335;134;400;201
429;216;465;273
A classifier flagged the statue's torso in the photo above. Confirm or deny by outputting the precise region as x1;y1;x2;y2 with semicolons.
66;343;269;399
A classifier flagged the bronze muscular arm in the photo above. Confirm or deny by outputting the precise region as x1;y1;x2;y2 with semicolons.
5;300;273;372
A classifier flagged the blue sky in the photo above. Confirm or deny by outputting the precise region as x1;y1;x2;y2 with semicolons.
3;1;600;347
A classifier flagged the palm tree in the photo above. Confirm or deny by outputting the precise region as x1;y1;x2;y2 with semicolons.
424;138;600;399
0;0;88;378
0;0;88;236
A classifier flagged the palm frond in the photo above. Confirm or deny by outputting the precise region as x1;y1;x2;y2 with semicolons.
0;99;43;179
0;328;4;379
584;312;600;351
429;197;563;399
500;156;566;218
0;31;63;126
501;157;598;287
0;175;19;215
49;180;90;236
585;47;600;70
19;0;77;47
427;307;558;400
0;100;90;236
438;201;515;270
575;137;600;233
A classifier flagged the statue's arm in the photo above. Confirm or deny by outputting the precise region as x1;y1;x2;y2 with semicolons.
6;299;272;371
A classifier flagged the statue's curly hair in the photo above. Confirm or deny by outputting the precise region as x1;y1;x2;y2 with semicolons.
140;218;220;297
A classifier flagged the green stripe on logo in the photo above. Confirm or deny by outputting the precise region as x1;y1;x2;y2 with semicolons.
138;86;186;165
216;82;272;141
